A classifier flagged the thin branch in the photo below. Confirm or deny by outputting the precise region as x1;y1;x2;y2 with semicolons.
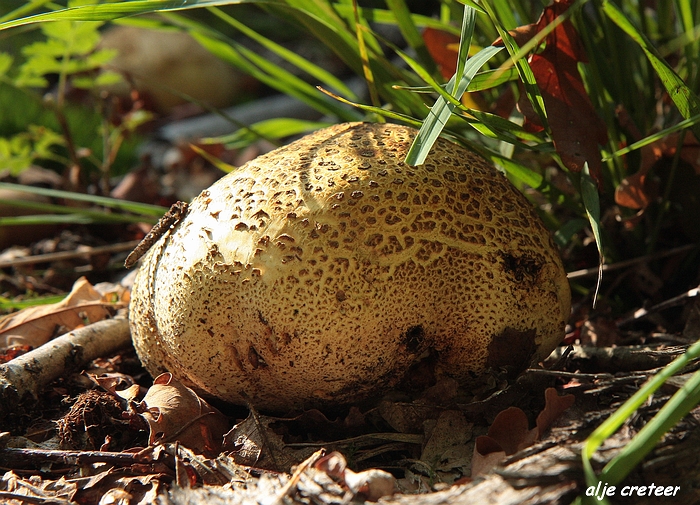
0;316;131;408
566;243;696;280
0;241;140;269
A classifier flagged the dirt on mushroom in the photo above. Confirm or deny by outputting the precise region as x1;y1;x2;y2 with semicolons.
129;122;571;411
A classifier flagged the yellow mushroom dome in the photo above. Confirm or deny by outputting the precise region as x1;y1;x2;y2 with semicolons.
129;122;571;411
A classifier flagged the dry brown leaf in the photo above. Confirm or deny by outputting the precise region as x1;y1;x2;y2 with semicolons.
0;277;121;350
535;387;576;436
138;373;229;457
223;411;317;472
472;388;574;476
417;409;473;485
616;130;700;210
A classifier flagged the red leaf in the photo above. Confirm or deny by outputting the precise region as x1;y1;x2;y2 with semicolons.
422;27;460;80
508;0;608;183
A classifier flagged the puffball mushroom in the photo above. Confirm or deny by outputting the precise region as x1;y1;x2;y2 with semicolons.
129;122;570;411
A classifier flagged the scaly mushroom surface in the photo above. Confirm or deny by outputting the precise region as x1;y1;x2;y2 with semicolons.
129;122;571;410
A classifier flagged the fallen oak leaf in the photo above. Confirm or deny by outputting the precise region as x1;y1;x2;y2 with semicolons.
138;373;229;457
0;276;121;350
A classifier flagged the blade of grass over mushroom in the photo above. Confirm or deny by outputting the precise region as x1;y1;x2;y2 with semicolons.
395;67;519;94
383;36;462;109
188;144;237;174
580;164;604;308
317;87;422;127
451;5;477;97
463;109;549;146
205;119;333;150
405;45;503;166
0;182;167;217
603;1;700;139
581;338;700;494
401;3;480;166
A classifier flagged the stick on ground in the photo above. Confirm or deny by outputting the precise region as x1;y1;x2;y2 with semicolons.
0;316;131;410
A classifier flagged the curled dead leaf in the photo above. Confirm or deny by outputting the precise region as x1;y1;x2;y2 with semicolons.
138;373;229;457
0;277;122;350
472;388;574;476
316;451;396;502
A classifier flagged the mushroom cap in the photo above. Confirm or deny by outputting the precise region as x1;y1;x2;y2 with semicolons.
129;122;570;411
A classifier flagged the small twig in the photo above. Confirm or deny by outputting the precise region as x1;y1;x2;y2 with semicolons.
617;284;700;327
566;243;696;280
0;241;140;269
0;316;131;409
263;448;325;505
124;201;188;268
0;490;74;505
0;446;146;468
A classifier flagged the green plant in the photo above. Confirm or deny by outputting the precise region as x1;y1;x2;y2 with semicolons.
0;8;149;190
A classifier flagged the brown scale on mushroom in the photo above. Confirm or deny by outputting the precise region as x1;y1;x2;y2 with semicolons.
129;122;571;411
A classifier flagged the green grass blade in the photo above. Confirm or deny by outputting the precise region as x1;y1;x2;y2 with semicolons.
317;87;422;126
0;182;167;216
394;67;518;94
405;44;502;166
206;7;357;100
451;4;476;96
604;112;700;161
581;338;700;491
0;294;68;310
190;30;361;122
205;118;332;149
332;4;462;33
0;0;54;24
384;0;437;75
601;362;700;485
603;0;700;139
580;164;604;308
0;0;265;30
467;67;519;90
480;1;549;131
0;198;159;224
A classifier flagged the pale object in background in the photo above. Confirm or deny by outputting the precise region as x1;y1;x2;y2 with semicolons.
98;25;245;114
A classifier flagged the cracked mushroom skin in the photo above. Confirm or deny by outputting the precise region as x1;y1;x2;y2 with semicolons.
129;122;571;411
